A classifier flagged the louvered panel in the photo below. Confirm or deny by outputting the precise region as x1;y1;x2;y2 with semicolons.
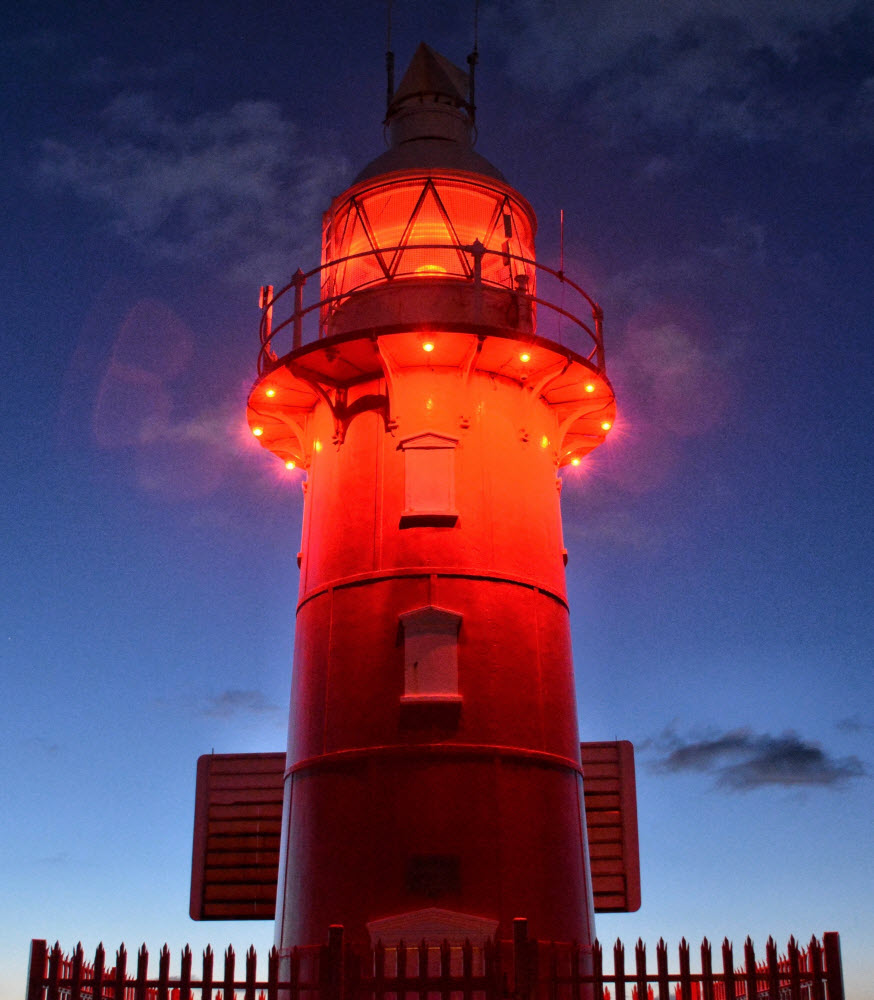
190;753;285;920
580;740;641;913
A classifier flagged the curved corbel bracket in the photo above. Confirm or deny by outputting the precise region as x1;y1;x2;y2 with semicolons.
374;336;401;431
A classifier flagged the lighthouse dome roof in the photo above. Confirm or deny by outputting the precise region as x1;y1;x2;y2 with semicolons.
353;43;506;184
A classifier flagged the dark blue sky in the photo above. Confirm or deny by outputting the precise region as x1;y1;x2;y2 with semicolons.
2;1;872;996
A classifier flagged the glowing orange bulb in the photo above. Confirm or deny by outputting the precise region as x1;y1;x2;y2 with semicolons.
571;457;581;466
422;341;435;353
520;352;531;363
314;440;323;452
252;426;264;437
265;387;276;397
601;421;612;431
540;435;549;448
285;460;296;470
585;383;595;393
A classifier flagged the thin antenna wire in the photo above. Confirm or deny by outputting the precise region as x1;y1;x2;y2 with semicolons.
559;209;565;275
467;0;479;124
385;0;394;115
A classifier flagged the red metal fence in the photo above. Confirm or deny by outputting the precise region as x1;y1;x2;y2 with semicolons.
26;920;844;1000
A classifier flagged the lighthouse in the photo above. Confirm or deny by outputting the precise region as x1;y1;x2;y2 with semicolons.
236;43;622;954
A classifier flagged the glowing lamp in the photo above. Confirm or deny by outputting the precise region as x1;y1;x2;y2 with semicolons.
571;457;581;466
520;352;531;363
252;426;264;437
601;421;612;431
285;460;296;470
422;341;435;353
415;263;448;276
585;383;595;393
266;387;276;397
314;440;323;452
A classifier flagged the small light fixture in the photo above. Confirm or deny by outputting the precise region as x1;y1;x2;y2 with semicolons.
265;387;276;397
540;435;549;448
571;457;581;466
285;460;296;470
422;341;435;353
520;352;531;363
252;426;264;437
314;440;323;452
585;383;595;393
601;421;612;431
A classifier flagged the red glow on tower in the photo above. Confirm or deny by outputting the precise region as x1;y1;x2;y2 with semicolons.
243;43;620;955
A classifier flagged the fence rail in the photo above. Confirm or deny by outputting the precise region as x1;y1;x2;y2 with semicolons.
256;241;605;378
26;920;843;1000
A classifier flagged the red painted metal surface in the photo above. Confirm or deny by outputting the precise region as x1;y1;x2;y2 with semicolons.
189;744;640;921
241;45;619;953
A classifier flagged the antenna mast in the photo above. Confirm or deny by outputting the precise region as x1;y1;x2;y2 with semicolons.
385;0;395;115
467;0;479;125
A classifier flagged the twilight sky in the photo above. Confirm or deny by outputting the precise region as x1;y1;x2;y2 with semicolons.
2;1;872;997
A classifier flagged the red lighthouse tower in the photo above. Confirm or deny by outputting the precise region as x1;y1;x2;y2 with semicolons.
244;44;620;954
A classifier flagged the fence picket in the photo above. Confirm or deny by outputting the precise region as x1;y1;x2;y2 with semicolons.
180;944;192;1000
678;939;691;1000
743;937;757;1000
114;945;128;1000
655;940;668;1000
634;939;647;1000
47;942;61;1000
224;945;236;1000
592;940;604;1000
613;940;625;1000
245;944;258;1000
699;939;713;1000
202;944;214;1000
93;943;106;1000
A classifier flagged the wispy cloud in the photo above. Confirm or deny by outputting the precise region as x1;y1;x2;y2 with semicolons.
38;93;349;281
649;725;866;790
836;715;874;734
488;0;873;147
201;689;282;720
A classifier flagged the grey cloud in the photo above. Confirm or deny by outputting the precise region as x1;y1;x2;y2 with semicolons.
651;725;866;790
38;93;349;281
202;689;282;719
487;0;873;145
836;715;874;733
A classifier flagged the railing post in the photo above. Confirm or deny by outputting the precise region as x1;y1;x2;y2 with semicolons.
323;924;345;1000
593;304;605;371
292;269;306;350
26;939;48;1000
513;918;532;1000
822;933;844;1000
469;240;485;289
